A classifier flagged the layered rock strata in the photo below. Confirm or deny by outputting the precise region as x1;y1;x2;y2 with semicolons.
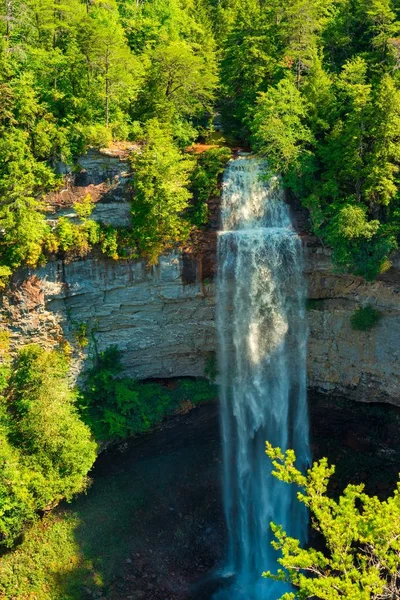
1;147;399;405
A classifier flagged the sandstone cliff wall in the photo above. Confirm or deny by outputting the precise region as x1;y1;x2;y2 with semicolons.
2;255;216;380
306;248;400;404
2;246;399;405
1;147;399;405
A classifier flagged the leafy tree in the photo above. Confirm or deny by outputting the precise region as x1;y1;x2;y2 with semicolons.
219;0;276;138
251;76;313;173
6;346;97;508
357;0;399;60
134;38;217;144
77;1;142;127
364;74;400;207
264;443;400;600
0;345;96;546
189;146;231;226
273;0;335;87
130;119;195;264
0;412;35;547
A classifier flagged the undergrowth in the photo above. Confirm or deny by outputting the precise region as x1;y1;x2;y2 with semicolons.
78;346;217;441
350;305;382;331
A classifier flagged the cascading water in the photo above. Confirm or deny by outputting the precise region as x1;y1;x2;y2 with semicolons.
216;157;310;600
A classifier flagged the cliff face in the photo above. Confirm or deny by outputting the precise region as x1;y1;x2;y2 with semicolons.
2;256;216;380
3;248;399;405
1;148;399;406
306;248;400;405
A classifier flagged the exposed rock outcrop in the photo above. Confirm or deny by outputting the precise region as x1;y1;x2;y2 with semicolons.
306;248;400;404
1;147;399;406
2;246;399;405
47;144;136;226
2;256;216;381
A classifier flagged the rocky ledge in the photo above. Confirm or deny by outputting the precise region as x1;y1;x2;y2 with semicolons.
2;245;399;406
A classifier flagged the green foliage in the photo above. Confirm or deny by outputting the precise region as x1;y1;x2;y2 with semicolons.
264;443;400;600
55;217;101;258
1;0;400;281
130;120;195;264
79;346;217;441
0;0;220;284
216;0;400;279
189;147;231;226
0;345;96;547
73;193;95;219
0;415;36;548
217;0;276;139
99;225;120;260
0;511;85;600
350;305;383;331
251;77;313;173
73;323;89;348
135;39;217;142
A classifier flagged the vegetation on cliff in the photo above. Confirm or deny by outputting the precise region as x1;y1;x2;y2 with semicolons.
2;0;400;281
1;2;399;594
0;340;216;549
217;0;400;279
0;0;229;288
78;346;217;441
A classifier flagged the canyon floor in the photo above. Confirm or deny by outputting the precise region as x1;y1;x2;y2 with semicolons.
4;394;399;600
40;393;400;600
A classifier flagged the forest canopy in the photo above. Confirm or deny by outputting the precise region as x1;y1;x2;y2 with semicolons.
0;0;400;280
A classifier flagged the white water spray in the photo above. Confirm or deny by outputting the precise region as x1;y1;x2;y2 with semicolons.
216;157;310;599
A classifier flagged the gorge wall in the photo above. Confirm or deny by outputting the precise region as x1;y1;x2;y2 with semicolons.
306;248;400;405
1;148;399;406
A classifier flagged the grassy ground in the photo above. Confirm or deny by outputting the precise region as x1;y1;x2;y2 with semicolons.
0;513;83;600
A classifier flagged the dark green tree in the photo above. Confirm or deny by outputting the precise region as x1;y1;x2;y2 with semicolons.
130;119;195;264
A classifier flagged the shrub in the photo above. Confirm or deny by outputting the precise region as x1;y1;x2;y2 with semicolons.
73;323;89;348
73;193;95;219
80;124;112;150
55;217;101;258
79;347;217;441
350;304;382;331
100;226;119;259
0;265;12;290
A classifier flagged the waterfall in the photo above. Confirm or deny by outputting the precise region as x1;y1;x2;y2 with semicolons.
216;157;310;599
